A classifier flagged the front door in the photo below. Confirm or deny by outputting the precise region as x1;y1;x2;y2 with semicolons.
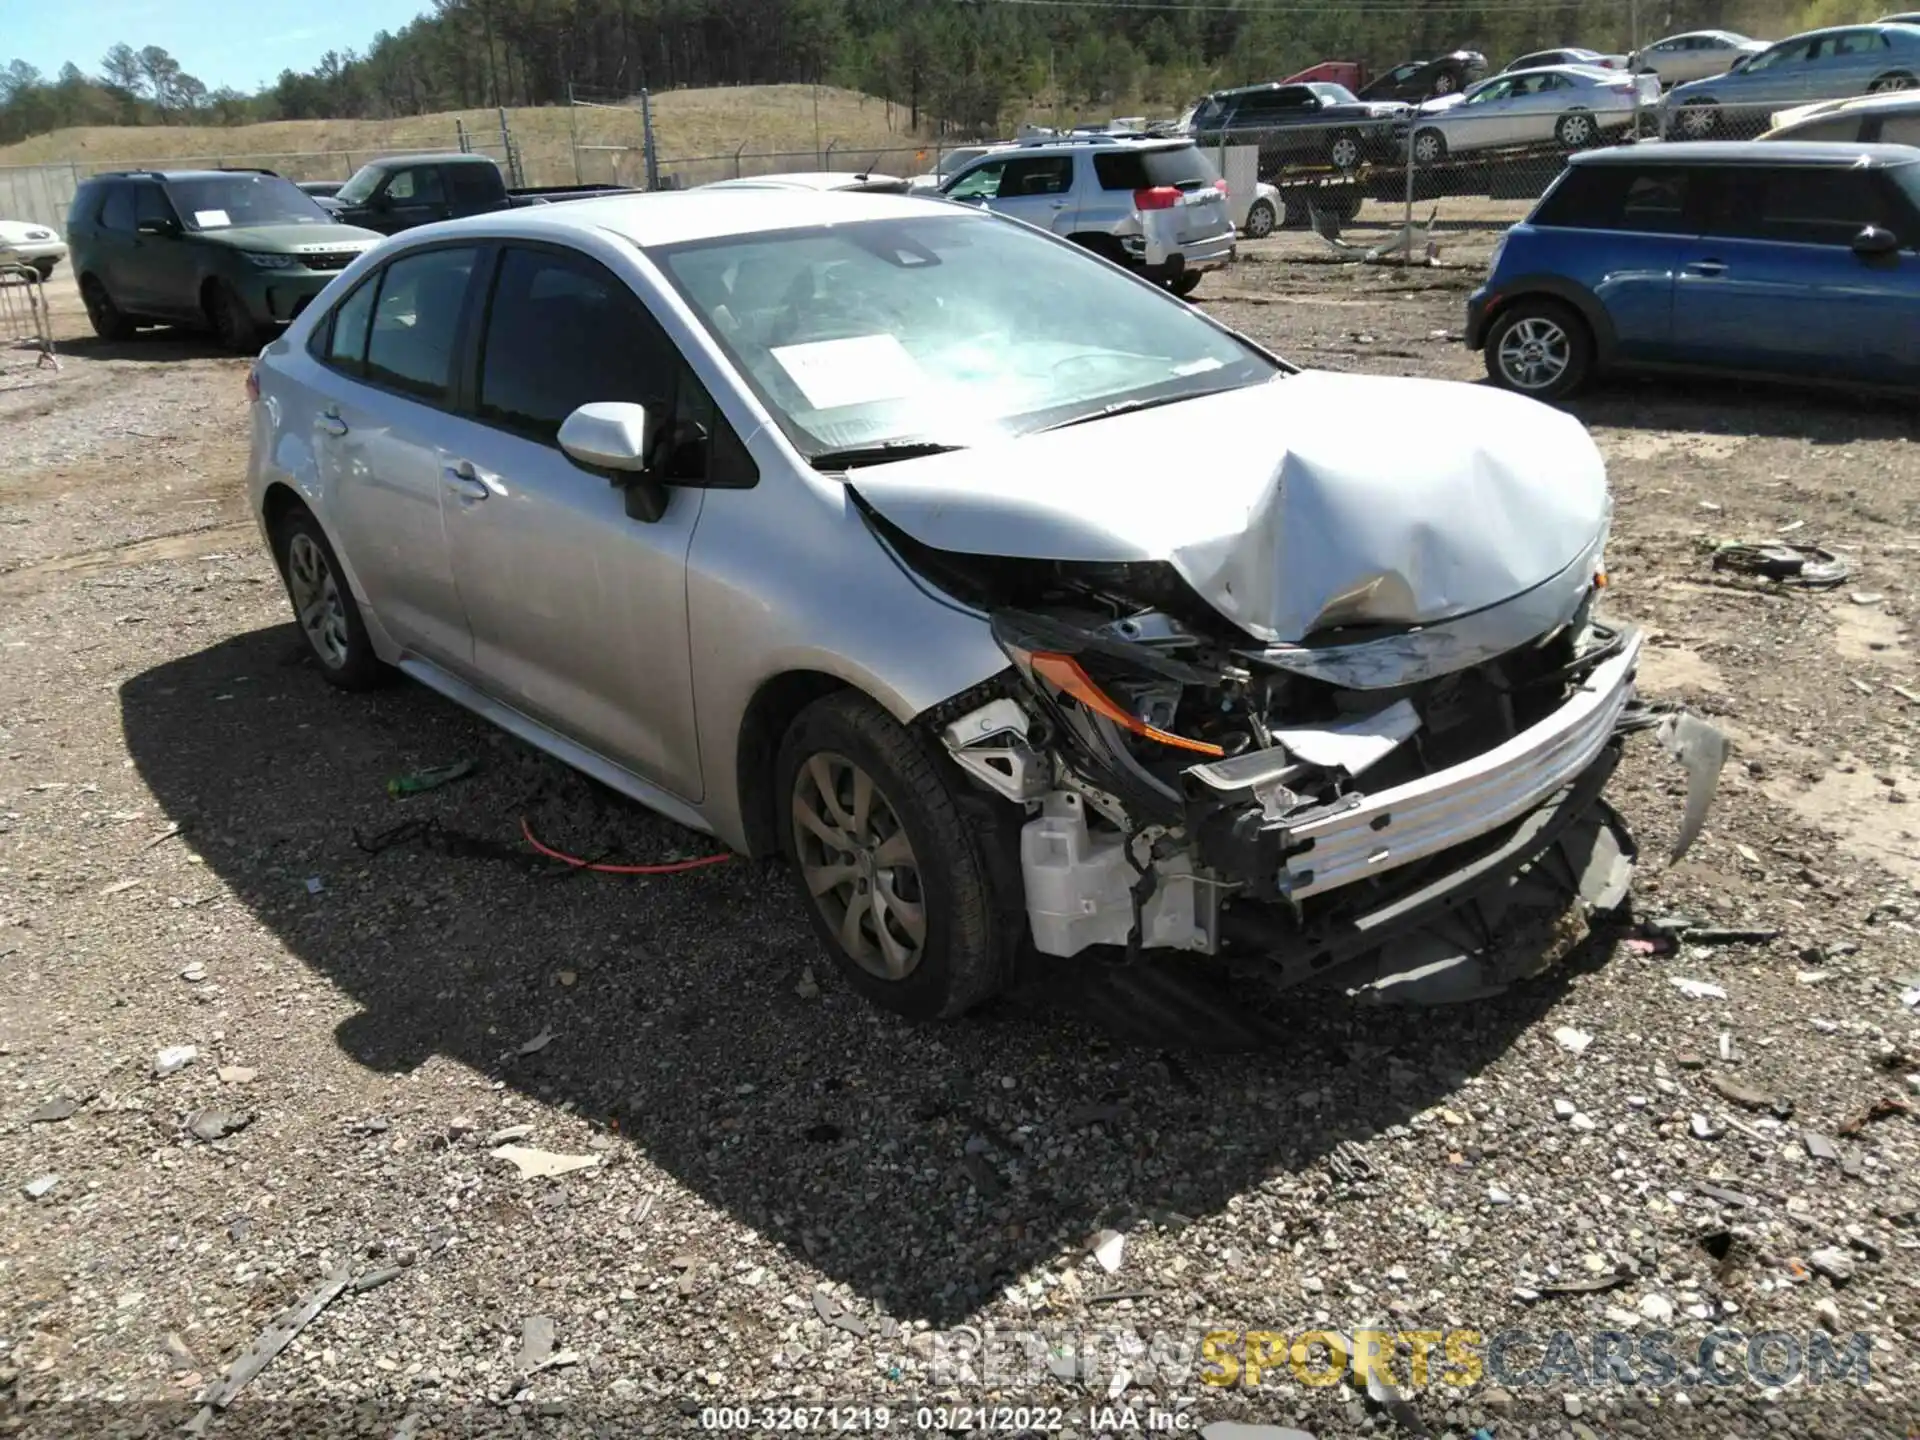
1671;164;1920;383
984;154;1081;235
314;243;482;666
128;182;201;319
436;243;707;800
372;165;453;234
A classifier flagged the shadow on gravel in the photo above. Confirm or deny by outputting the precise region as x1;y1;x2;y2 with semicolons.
1565;376;1920;444
58;329;235;364
122;625;1595;1326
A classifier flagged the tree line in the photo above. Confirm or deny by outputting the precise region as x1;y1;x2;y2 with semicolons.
1;0;1839;148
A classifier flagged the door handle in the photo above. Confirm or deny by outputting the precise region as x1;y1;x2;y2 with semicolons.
1683;259;1727;277
442;461;490;501
319;407;348;437
1050;200;1069;209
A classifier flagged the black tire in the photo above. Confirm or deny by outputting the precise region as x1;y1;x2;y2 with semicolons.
1070;233;1129;268
1243;198;1279;239
1483;297;1594;401
33;258;56;281
79;274;133;341
1871;70;1915;93
1556;109;1597;149
208;281;263;354
1327;129;1363;171
776;692;1014;1020
1432;71;1458;96
1411;128;1448;166
1171;270;1205;298
270;505;388;691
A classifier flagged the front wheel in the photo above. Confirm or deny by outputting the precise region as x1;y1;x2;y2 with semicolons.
208;281;263;354
1675;100;1719;139
1243;198;1279;239
272;507;387;690
1327;130;1363;170
1411;128;1448;166
1170;270;1205;298
1432;72;1458;96
1484;298;1593;400
777;692;1013;1020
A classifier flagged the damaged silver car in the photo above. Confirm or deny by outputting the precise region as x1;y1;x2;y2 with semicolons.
246;188;1723;1020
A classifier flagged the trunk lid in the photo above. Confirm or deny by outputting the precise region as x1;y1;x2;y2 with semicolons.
847;372;1608;644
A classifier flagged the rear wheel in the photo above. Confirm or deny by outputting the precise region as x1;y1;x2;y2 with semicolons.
1171;270;1205;298
1327;130;1363;170
1411;128;1448;165
1243;198;1279;238
1556;109;1597;149
208;281;262;354
1871;71;1915;93
79;275;133;341
777;692;1013;1020
1484;298;1593;400
271;506;387;690
1432;71;1458;96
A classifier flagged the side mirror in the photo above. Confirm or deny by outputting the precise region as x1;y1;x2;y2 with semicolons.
558;401;669;522
1853;224;1901;259
136;218;178;238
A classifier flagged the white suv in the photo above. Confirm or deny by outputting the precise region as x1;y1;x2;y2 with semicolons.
938;137;1236;295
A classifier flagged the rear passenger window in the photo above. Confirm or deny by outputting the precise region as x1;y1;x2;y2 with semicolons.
1532;166;1692;233
476;246;674;441
995;156;1073;198
322;276;378;373
363;246;477;401
448;166;495;208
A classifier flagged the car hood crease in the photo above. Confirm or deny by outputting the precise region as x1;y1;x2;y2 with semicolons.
847;372;1609;644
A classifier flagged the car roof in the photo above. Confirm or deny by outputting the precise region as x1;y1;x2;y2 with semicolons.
1572;139;1920;166
89;168;285;182
702;172;903;190
352;152;487;166
1788;89;1920;115
392;188;968;251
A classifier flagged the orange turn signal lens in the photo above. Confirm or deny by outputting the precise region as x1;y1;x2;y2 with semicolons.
1028;651;1226;757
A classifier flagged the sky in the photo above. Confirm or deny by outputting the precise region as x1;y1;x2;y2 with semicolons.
7;0;433;94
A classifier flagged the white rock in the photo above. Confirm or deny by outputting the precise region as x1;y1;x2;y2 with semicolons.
1487;1186;1513;1205
1571;1113;1597;1132
1553;1099;1577;1120
1553;1027;1593;1054
22;1175;58;1200
154;1045;197;1078
1815;1298;1841;1333
1638;1294;1675;1323
1091;1229;1126;1274
1670;977;1727;1000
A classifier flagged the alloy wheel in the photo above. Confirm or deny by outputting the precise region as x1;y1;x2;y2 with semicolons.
791;752;926;980
285;531;351;670
1413;131;1444;164
1496;316;1571;391
1329;135;1360;169
1244;200;1277;238
1679;104;1717;138
1871;73;1914;92
1560;113;1594;146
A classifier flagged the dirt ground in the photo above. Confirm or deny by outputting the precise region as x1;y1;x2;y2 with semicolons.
4;228;1920;1440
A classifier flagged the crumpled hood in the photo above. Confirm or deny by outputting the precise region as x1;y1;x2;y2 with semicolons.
848;371;1609;644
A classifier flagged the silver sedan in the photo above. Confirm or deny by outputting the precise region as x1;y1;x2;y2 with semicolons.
246;189;1714;1018
1411;66;1659;162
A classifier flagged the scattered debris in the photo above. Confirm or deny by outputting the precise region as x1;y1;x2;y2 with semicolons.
22;1174;58;1200
1637;1293;1675;1323
1815;1298;1842;1333
144;822;182;849
217;1066;256;1084
1091;1229;1127;1273
304;876;324;895
352;1266;405;1294
1088;1288;1152;1305
961;1152;1004;1198
1552;1026;1593;1055
516;1315;556;1372
154;1045;197;1078
1683;926;1781;946
1670;977;1728;1000
1553;1099;1577;1120
1808;1247;1856;1285
1677;1052;1708;1070
1710;542;1851;589
793;967;821;1000
1851;592;1885;606
186;1110;251;1142
28;1095;82;1123
1707;1075;1792;1118
1535;1274;1628;1298
1695;1182;1756;1208
486;1123;534;1145
187;1259;353;1427
181;962;206;982
517;1028;554;1056
1655;710;1729;860
1837;1095;1911;1136
490;1144;600;1180
1690;1114;1724;1141
812;1286;868;1337
99;877;143;897
386;759;477;798
163;1333;198;1372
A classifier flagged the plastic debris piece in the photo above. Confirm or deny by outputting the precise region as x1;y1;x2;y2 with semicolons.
387;759;477;798
1710;542;1851;589
490;1144;600;1180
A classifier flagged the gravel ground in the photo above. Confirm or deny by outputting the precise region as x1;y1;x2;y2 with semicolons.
3;249;1920;1440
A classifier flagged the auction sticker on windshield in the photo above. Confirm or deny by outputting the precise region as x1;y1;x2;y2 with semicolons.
771;334;922;410
193;209;231;228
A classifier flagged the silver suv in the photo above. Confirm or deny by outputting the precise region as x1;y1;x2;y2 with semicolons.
938;136;1236;294
248;189;1716;1022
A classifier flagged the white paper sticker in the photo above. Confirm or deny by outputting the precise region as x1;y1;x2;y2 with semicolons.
771;334;921;411
193;209;231;229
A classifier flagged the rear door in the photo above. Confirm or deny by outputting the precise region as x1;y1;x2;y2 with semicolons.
91;182;142;307
1671;163;1918;382
435;242;710;798
309;243;483;665
984;154;1080;234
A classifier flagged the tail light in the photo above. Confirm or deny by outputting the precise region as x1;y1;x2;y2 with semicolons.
244;361;260;403
1133;185;1182;211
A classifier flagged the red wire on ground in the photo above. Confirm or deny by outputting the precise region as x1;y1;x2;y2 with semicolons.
519;816;733;875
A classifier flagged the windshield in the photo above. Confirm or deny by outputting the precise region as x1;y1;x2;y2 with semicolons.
935;147;989;177
166;174;333;230
656;213;1278;460
334;163;387;206
1308;83;1359;104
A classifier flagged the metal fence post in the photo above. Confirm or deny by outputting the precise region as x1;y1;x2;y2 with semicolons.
456;118;470;154
640;88;659;191
825;139;837;169
567;82;582;184
734;141;747;178
1402;129;1417;269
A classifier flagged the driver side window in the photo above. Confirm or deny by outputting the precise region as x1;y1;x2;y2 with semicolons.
946;160;1007;200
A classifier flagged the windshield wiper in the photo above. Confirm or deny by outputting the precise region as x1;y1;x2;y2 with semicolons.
808;440;967;471
1036;386;1241;434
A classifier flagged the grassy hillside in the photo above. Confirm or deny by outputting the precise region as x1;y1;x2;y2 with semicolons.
0;86;926;187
